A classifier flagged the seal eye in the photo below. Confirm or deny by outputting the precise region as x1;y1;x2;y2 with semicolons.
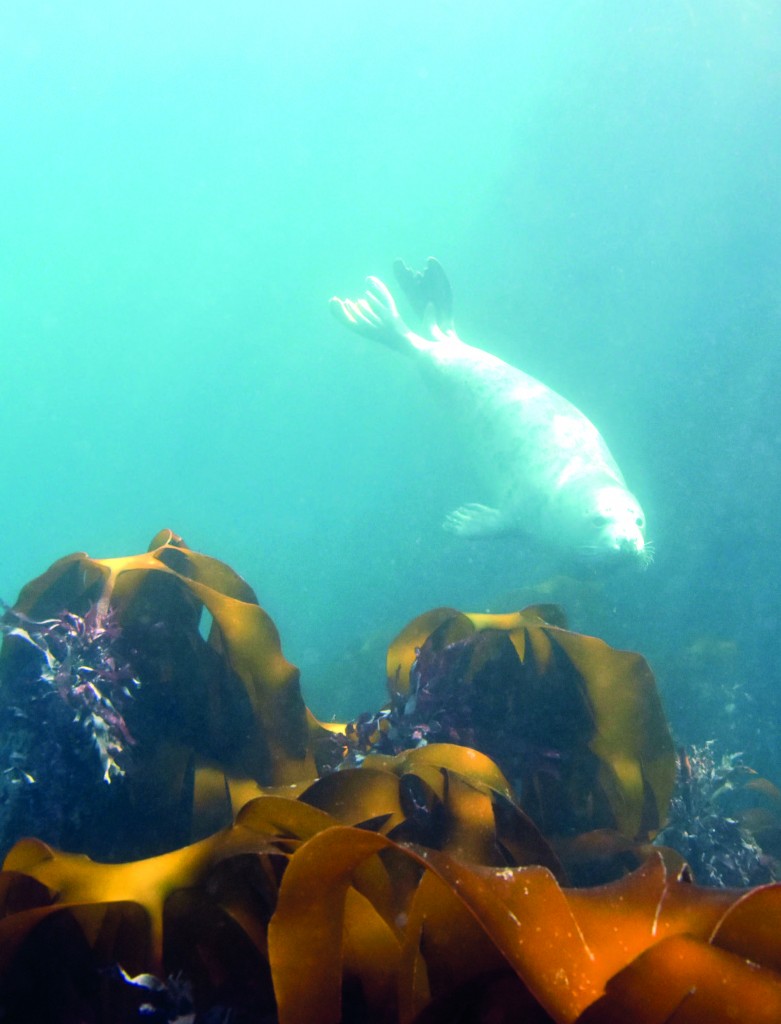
635;517;644;527
591;515;608;527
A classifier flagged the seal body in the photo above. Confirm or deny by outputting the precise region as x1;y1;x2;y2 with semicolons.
331;259;649;568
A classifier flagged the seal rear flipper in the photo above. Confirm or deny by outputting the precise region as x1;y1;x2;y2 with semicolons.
443;503;506;538
393;257;455;335
330;276;415;352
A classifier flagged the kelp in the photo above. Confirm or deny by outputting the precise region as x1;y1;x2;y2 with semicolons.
385;606;675;849
2;816;781;1023
0;530;329;858
0;533;779;1022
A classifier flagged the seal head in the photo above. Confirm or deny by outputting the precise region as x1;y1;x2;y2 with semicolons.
578;485;648;565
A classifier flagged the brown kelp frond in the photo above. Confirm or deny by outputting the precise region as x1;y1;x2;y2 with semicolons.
0;534;778;1024
0;532;323;860
3;825;781;1024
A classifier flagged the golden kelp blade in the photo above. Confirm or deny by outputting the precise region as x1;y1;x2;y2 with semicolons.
385;606;675;846
0;530;337;859
1;532;778;1024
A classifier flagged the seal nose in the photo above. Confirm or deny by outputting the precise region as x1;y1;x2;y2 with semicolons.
618;534;644;555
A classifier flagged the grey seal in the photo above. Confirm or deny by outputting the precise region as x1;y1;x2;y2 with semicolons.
330;258;650;568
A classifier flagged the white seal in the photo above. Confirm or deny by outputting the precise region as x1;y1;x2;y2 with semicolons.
330;258;650;568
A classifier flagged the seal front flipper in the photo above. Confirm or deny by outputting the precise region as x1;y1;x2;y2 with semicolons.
393;257;455;335
443;503;507;538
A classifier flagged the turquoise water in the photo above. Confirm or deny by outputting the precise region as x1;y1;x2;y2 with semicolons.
2;2;779;767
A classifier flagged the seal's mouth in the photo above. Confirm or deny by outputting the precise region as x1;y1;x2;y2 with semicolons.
578;534;654;570
614;534;654;569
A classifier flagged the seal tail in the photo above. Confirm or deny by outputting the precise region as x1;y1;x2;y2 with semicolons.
393;257;455;337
